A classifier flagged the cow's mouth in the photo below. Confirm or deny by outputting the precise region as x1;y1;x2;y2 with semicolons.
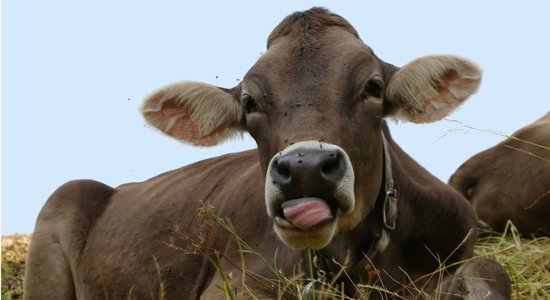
274;197;337;231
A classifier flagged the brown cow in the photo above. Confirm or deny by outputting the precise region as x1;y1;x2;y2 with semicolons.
450;112;550;237
24;8;510;299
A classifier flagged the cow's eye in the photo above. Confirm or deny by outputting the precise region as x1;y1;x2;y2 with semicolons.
363;79;383;99
243;94;261;114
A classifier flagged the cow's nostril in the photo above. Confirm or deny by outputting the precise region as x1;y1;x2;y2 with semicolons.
273;159;292;183
270;147;347;194
321;152;339;175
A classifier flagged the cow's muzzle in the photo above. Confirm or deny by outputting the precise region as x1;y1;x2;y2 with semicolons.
265;141;355;231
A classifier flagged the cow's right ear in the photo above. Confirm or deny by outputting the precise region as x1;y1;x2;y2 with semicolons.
141;81;244;146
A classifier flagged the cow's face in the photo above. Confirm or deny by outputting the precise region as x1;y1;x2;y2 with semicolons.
141;8;481;249
241;24;390;249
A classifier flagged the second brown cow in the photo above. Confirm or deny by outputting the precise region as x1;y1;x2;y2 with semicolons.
450;112;550;237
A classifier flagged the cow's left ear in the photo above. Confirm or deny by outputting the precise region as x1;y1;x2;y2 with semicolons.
141;81;243;146
385;55;482;123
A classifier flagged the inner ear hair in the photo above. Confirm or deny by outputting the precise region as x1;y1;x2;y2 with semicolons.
386;55;481;123
141;81;243;145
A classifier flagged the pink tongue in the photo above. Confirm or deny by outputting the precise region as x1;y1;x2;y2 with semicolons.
282;198;333;230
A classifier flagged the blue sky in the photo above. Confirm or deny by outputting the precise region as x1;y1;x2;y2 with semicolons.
2;1;549;234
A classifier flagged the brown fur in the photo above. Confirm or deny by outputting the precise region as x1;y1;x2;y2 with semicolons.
450;112;550;237
25;7;509;299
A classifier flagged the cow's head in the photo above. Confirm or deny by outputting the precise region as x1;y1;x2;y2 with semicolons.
142;8;481;249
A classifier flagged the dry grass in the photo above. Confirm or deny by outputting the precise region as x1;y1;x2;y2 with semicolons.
201;218;550;299
2;224;549;299
1;234;30;299
473;223;550;299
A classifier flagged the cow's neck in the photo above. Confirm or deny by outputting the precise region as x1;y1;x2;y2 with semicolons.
311;132;398;285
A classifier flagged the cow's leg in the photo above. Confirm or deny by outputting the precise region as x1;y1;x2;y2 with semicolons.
24;180;114;299
24;229;75;299
439;258;511;300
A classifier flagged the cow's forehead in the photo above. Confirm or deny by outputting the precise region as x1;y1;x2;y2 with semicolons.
266;26;374;63
244;27;379;97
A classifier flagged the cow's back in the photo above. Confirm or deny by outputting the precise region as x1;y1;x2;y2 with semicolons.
450;113;550;236
72;150;290;298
